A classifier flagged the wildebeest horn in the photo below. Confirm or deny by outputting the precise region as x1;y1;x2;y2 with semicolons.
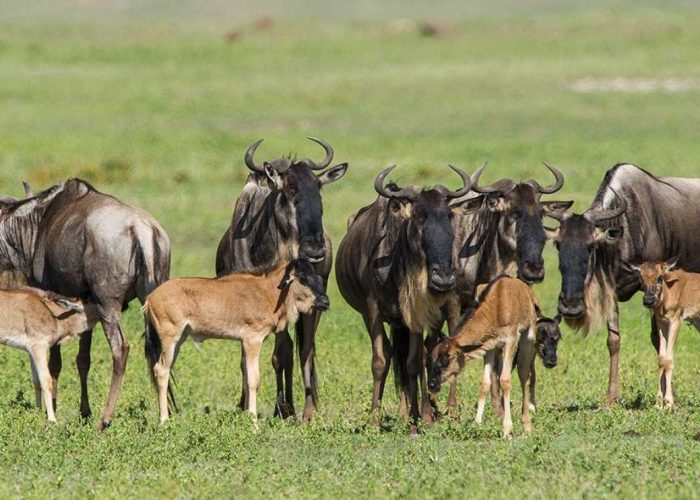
22;181;33;198
439;165;473;199
527;162;564;194
244;139;265;173
374;165;416;200
304;137;334;170
470;163;516;194
583;188;627;225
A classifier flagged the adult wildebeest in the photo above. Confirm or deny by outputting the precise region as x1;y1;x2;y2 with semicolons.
335;164;472;428
440;163;571;412
546;163;700;406
0;178;170;429
216;137;347;422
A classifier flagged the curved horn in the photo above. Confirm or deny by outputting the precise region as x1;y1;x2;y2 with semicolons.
244;139;265;173
305;136;334;170
470;163;516;194
442;164;473;199
527;162;564;194
374;165;416;200
583;188;627;225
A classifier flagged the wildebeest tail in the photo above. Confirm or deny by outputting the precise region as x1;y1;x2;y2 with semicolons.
391;326;410;397
143;304;178;413
134;223;171;302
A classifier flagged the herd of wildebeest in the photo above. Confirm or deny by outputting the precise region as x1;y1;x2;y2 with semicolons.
1;137;699;437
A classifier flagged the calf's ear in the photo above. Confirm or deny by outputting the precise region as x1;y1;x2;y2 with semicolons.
318;163;348;185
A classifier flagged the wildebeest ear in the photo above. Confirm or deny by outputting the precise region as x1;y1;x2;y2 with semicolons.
388;198;412;219
22;180;33;198
457;342;483;353
606;227;623;242
542;200;573;218
450;194;483;214
318;163;348;185
486;194;510;213
264;162;283;189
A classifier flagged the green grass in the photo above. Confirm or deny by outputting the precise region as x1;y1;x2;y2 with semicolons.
2;3;700;497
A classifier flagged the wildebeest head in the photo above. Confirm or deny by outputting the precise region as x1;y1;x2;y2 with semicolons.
279;259;330;311
427;337;481;392
630;260;678;309
374;164;473;293
536;314;562;368
545;190;627;318
244;137;348;263
470;163;572;284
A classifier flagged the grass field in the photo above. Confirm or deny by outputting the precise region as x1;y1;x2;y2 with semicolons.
2;1;700;497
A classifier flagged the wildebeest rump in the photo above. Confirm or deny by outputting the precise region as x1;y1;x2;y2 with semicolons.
0;178;170;428
216;137;347;422
547;163;700;406
335;164;471;427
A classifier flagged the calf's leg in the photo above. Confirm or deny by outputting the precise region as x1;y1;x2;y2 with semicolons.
29;347;55;422
475;350;496;424
242;336;264;418
29;355;42;409
517;328;537;434
663;318;680;409
500;333;517;439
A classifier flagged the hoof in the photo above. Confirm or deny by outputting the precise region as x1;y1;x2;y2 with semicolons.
302;406;315;423
80;409;92;419
98;419;111;431
274;398;295;419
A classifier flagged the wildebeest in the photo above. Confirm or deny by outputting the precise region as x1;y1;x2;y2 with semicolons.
0;178;170;429
216;137;347;421
335;164;472;428
427;276;541;438
546;163;700;406
144;260;329;422
0;287;100;421
441;163;571;411
632;260;700;409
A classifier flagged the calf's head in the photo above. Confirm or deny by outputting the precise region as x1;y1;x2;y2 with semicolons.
279;259;330;312
245;137;348;263
545;190;627;318
470;163;571;284
375;164;472;293
632;260;677;308
427;338;482;392
536;314;562;368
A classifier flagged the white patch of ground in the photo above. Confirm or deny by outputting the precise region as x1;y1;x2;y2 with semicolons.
570;77;699;93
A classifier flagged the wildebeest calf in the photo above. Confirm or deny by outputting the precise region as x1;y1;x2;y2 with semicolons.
0;287;99;421
633;260;700;409
143;260;330;423
427;276;542;437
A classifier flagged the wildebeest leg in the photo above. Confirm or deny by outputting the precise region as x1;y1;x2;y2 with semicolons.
28;355;41;409
243;337;264;419
500;332;517;439
605;305;621;407
517;327;537;434
424;327;443;418
48;344;62;412
362;302;391;415
76;330;93;418
418;339;434;426
299;311;320;423
98;311;130;431
443;297;461;413
29;347;55;422
237;354;247;411
662;318;680;409
406;331;423;432
476;350;496;424
490;350;504;417
271;329;294;418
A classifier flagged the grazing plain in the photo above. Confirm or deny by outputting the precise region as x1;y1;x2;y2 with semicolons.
1;4;700;497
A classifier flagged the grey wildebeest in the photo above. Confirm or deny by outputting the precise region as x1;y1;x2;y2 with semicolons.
440;163;571;413
144;260;329;422
547;163;700;406
0;287;100;421
0;178;170;429
427;276;542;438
335;164;472;428
216;137;347;422
632;260;700;409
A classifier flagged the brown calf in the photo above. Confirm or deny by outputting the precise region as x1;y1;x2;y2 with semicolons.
0;287;99;421
634;260;700;409
427;276;540;437
143;260;329;423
